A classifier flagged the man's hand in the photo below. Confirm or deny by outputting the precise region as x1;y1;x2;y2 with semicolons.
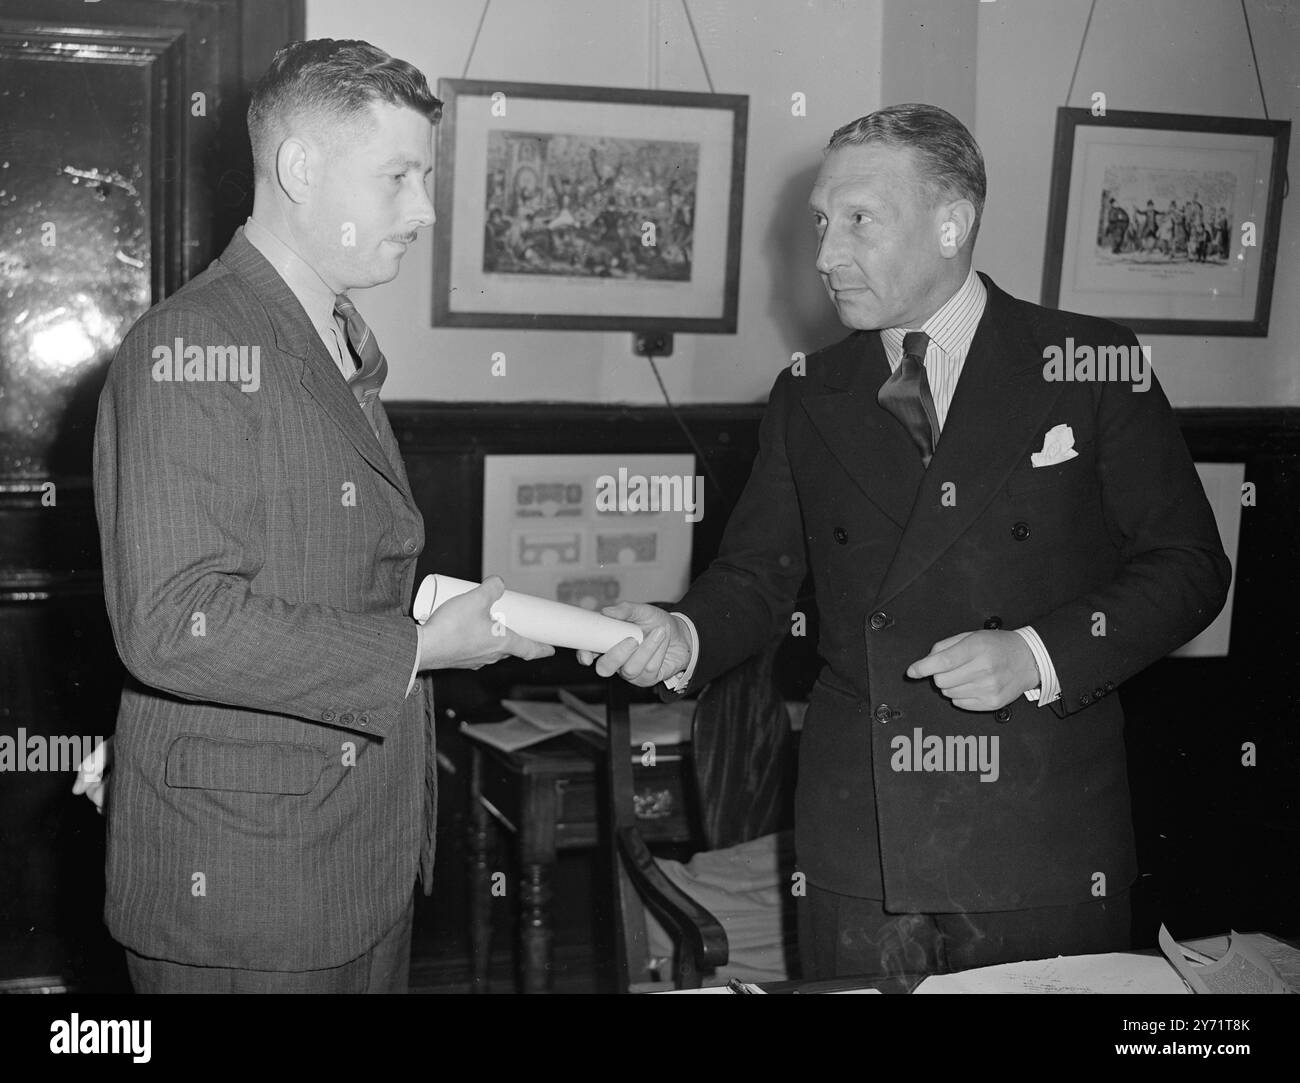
72;737;113;815
575;602;690;688
418;576;554;671
907;630;1040;712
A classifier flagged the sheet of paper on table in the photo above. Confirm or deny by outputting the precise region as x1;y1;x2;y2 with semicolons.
460;697;695;754
1159;926;1292;994
913;929;1297;994
1181;932;1300;993
913;951;1190;994
554;689;694;746
661;981;881;993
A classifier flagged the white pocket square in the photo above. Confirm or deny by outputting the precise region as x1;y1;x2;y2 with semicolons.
1031;423;1078;467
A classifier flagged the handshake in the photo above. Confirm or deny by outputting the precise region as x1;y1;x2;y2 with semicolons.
416;574;692;687
574;601;694;688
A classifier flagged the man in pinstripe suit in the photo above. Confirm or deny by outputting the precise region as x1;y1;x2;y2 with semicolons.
92;40;551;993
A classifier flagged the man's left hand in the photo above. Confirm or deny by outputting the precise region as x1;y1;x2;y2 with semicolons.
907;630;1040;712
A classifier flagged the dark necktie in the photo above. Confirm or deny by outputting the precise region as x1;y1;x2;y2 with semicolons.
878;330;940;468
333;293;388;434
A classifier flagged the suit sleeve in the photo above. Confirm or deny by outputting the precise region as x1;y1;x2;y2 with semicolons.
1031;330;1231;717
671;368;808;689
93;306;418;738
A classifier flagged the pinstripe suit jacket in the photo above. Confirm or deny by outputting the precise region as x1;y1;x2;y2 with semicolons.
93;229;435;971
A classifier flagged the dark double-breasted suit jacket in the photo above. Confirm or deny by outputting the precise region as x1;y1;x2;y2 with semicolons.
94;230;435;970
674;274;1230;912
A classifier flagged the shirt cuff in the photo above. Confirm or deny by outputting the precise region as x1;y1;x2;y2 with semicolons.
661;613;700;693
1014;625;1061;706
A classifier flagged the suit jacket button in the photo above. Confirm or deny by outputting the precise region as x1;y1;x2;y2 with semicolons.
833;526;848;544
1103;680;1115;692
1078;692;1092;706
1094;686;1105;699
1011;521;1031;541
994;706;1012;723
322;708;337;722
868;610;889;631
873;703;892;724
403;538;418;555
340;711;356;725
983;615;1003;630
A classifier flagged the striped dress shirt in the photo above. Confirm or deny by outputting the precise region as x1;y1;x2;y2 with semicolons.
881;267;1060;707
880;265;986;432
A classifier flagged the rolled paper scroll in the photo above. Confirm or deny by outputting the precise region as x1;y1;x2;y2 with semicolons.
412;573;645;654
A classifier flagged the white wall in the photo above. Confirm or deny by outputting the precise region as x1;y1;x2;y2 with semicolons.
973;0;1300;407
307;0;882;403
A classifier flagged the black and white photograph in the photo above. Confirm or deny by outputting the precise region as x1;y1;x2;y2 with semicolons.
0;0;1297;1061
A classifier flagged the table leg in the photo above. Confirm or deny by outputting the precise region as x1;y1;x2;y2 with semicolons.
468;747;492;993
520;862;553;994
518;778;558;993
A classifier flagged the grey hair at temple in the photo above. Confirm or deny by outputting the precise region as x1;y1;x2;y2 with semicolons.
827;103;987;247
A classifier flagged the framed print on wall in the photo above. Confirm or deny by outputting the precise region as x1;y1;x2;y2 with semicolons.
432;78;748;332
1041;108;1289;336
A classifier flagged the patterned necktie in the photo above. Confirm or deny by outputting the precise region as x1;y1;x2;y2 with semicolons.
878;330;940;468
333;293;388;434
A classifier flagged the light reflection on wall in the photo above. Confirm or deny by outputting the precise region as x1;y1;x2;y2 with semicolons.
26;300;117;374
0;44;153;478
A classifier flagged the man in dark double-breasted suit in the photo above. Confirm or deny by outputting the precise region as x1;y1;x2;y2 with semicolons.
584;104;1230;980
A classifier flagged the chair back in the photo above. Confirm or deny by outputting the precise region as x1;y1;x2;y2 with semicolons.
690;634;795;850
604;632;796;990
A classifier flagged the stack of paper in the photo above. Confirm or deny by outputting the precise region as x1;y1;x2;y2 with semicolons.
460;695;694;755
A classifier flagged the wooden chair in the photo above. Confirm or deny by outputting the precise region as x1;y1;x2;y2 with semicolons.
604;633;796;991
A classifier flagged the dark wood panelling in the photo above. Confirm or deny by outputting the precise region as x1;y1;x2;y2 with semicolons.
1122;407;1300;943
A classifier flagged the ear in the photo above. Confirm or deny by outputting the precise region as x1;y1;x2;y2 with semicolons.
936;199;977;258
275;135;312;205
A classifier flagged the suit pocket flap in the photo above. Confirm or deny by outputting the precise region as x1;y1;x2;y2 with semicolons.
165;735;325;795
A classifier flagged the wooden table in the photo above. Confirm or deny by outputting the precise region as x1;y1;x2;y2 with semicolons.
467;734;695;993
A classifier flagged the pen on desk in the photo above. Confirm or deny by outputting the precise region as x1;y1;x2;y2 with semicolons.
727;978;764;994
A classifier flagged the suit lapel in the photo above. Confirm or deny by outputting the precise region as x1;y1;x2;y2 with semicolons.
801;332;927;529
218;231;413;506
874;277;1065;605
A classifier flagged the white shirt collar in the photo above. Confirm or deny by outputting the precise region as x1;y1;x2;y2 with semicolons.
880;266;986;358
243;216;341;331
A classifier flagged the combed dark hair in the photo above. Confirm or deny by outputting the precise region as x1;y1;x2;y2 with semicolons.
826;104;986;246
247;39;442;179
